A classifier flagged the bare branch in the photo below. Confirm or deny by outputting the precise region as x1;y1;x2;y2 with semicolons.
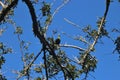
0;1;7;8
52;0;70;19
45;0;70;31
60;44;86;51
62;32;90;45
64;18;81;30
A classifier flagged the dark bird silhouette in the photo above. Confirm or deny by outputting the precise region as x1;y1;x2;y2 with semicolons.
55;35;60;45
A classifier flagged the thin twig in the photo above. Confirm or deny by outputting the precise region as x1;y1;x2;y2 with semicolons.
50;0;56;6
68;57;81;65
17;49;43;79
24;49;43;72
10;21;27;67
62;32;75;40
45;0;70;31
64;18;81;30
62;32;90;45
52;0;70;19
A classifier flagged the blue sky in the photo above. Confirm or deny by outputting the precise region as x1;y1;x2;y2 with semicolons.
1;0;120;80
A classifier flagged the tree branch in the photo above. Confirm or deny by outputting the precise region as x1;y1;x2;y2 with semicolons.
17;49;43;79
23;0;74;79
60;44;86;51
0;0;18;22
81;0;111;74
22;0;39;36
0;1;7;8
45;0;70;31
87;0;111;53
104;0;110;19
64;18;81;30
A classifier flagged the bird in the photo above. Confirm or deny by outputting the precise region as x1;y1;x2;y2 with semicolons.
55;34;61;45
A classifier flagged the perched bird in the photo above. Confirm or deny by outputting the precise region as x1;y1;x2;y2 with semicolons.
55;34;61;45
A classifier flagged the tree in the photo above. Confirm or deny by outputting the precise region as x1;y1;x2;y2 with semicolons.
0;0;120;80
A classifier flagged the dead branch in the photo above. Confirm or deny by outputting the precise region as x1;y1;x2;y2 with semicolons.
60;44;86;51
45;0;70;31
64;18;81;30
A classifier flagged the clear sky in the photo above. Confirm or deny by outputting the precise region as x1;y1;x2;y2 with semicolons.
1;0;120;80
